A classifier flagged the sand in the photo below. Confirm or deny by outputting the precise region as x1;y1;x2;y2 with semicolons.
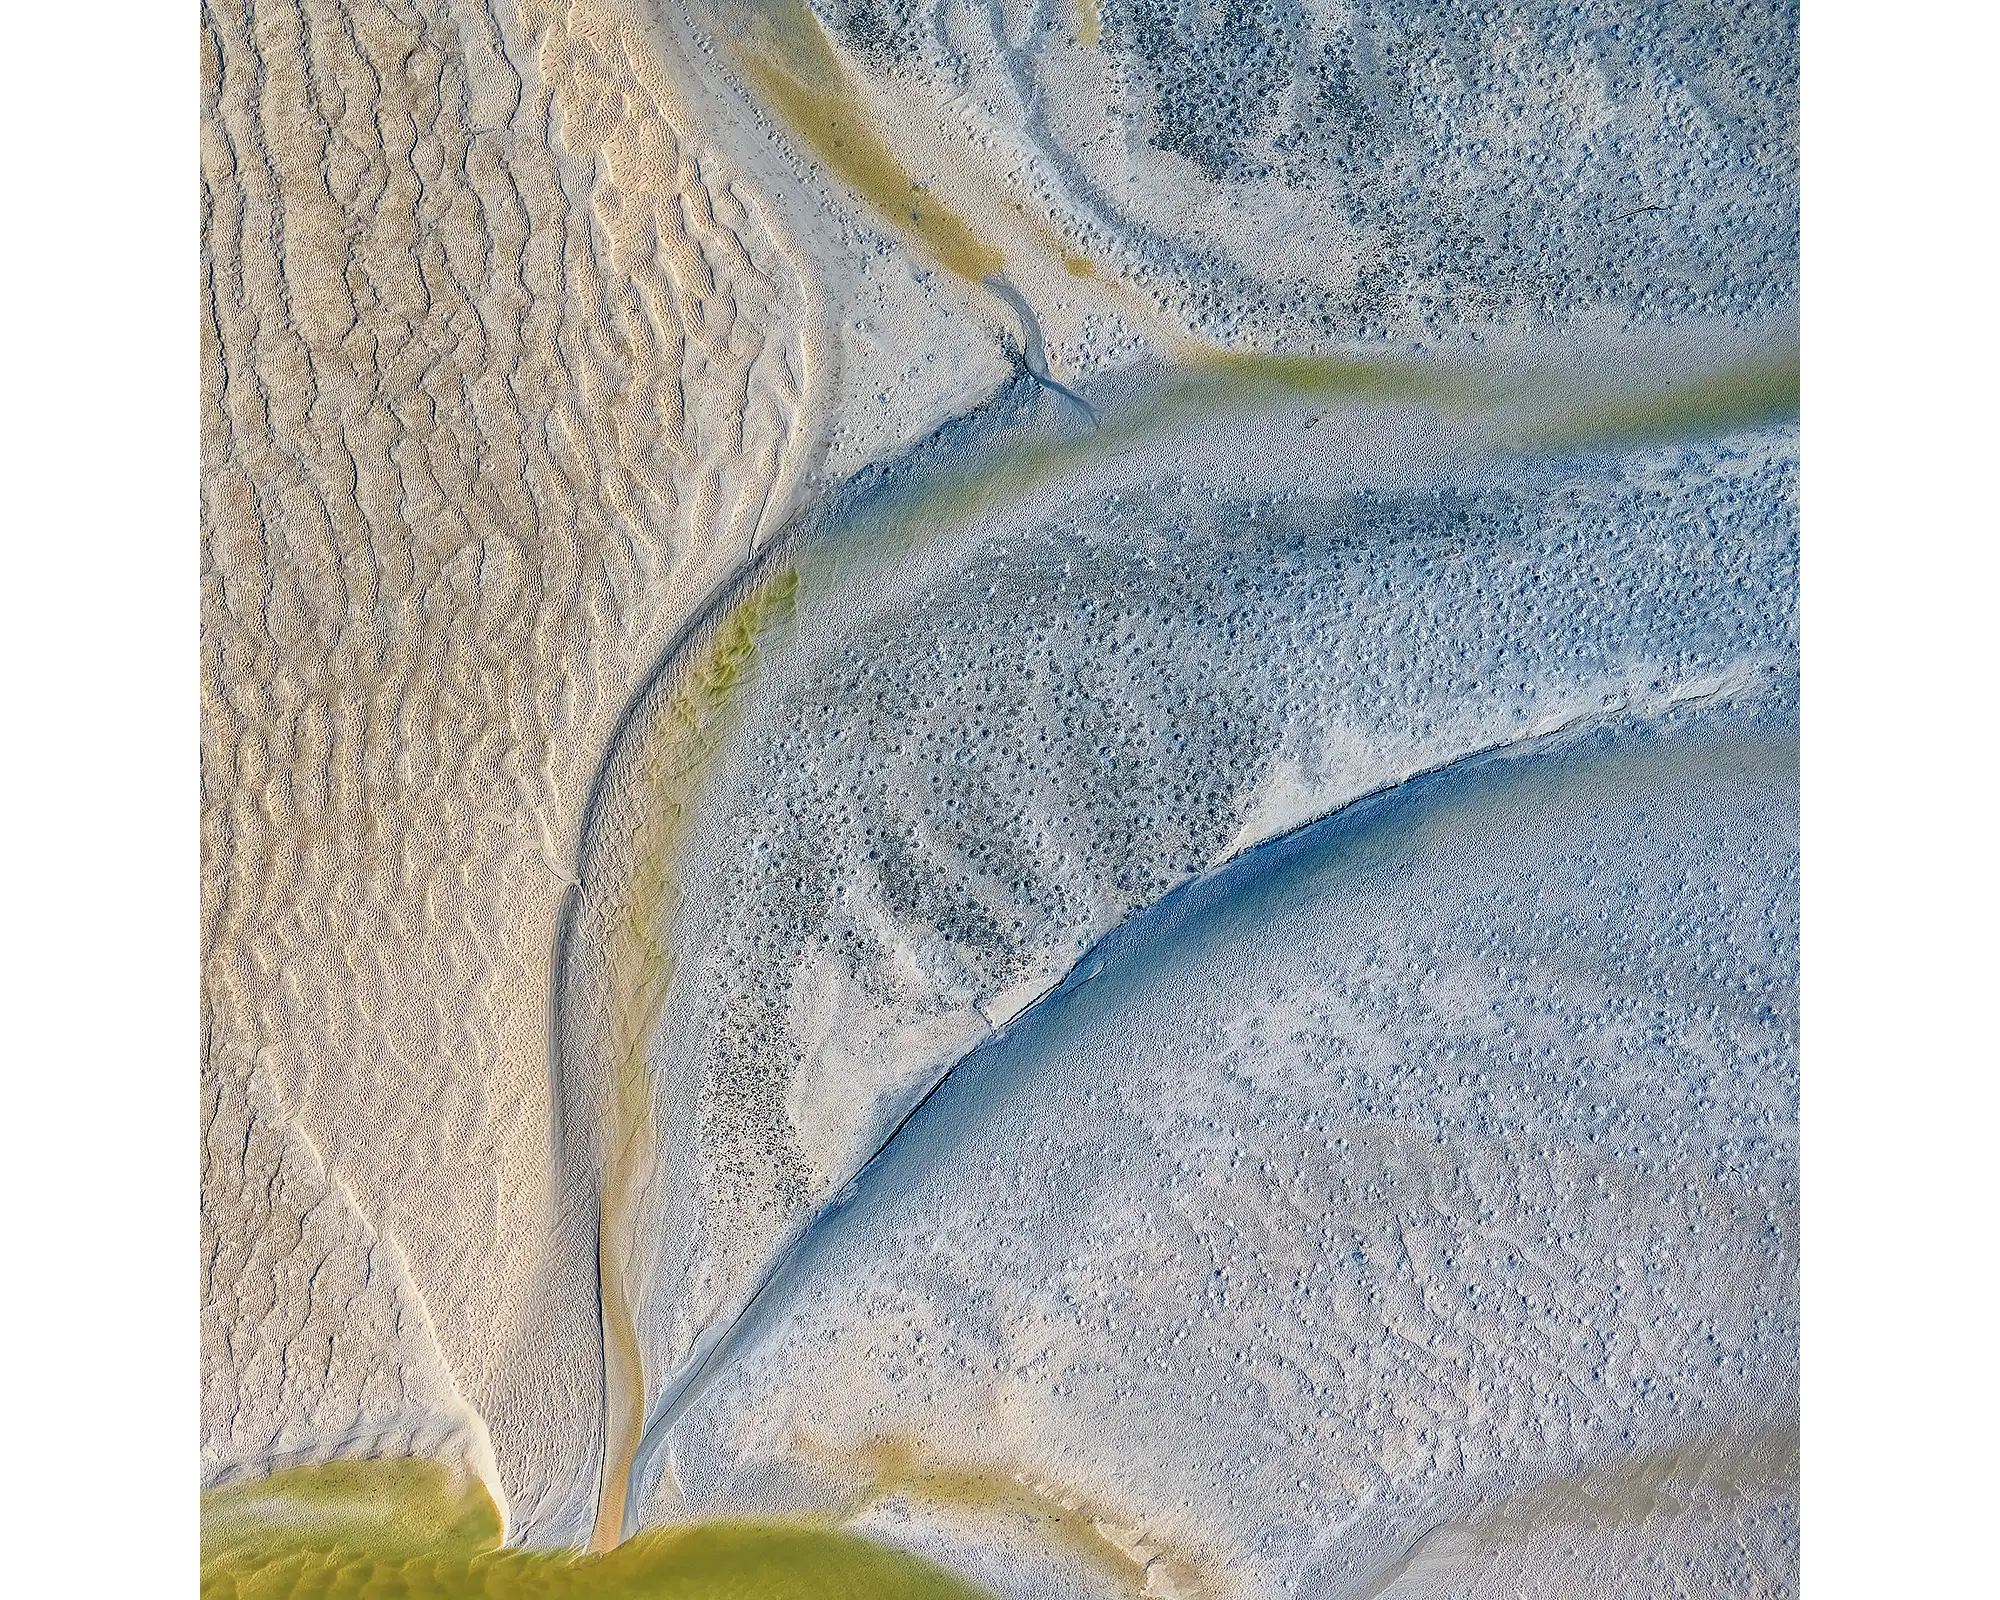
565;403;1796;1553
201;0;1799;1586
201;0;830;1536
654;703;1798;1596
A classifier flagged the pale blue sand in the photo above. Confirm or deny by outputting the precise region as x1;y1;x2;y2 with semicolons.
657;700;1798;1597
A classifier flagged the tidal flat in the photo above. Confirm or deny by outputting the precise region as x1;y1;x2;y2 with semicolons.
202;0;1798;1591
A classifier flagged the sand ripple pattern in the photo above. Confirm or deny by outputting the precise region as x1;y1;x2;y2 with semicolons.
201;1054;501;1490
200;0;819;1539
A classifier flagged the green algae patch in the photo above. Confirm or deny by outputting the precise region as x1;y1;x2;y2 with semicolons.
203;1459;993;1600
729;0;1002;282
795;339;1800;596
1534;344;1798;451
1179;348;1481;412
202;1459;504;1571
595;1522;996;1599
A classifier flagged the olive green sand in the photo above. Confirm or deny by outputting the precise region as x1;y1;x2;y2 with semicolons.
202;1462;991;1600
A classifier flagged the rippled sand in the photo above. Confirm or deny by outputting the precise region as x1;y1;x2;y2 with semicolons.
200;0;831;1535
202;0;1798;1588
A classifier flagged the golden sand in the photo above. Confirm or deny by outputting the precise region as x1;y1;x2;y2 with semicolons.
202;0;819;1527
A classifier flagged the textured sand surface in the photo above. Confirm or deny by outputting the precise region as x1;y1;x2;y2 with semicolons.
655;702;1798;1597
552;404;1794;1548
200;0;831;1535
201;0;1798;1585
711;0;1796;365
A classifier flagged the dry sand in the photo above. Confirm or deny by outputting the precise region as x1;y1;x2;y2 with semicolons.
201;0;830;1537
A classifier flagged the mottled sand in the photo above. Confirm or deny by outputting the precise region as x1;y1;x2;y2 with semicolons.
202;0;1798;1584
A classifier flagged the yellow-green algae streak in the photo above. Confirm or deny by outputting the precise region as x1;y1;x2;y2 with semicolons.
725;0;1003;282
204;1460;992;1600
800;342;1797;591
591;569;802;1552
797;351;1475;591
1525;343;1799;452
